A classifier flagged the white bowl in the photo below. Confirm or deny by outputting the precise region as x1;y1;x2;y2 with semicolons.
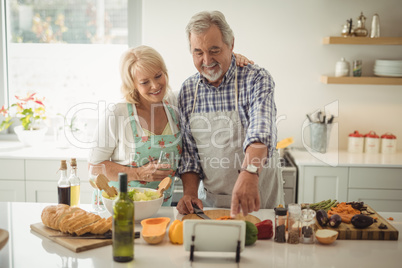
102;187;163;221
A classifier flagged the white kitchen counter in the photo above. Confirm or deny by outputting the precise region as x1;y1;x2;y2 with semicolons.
0;202;401;268
288;148;402;168
0;140;89;160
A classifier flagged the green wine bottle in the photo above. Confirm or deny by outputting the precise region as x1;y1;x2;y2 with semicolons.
113;173;134;262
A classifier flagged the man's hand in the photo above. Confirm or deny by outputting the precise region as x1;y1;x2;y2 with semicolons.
230;171;260;217
176;195;204;215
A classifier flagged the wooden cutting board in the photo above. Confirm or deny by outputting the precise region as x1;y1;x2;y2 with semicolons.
182;209;261;224
316;206;398;240
30;223;112;252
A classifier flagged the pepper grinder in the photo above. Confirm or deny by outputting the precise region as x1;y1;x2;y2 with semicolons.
370;13;380;38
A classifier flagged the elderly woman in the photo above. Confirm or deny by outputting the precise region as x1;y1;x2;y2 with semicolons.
89;45;252;207
89;45;181;206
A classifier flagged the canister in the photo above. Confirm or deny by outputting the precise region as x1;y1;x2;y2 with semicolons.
381;133;397;154
348;130;364;153
364;131;380;153
335;58;350;77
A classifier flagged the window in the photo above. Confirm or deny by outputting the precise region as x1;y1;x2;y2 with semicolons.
1;0;140;137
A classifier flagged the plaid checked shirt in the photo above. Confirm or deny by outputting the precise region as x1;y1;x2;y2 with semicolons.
177;55;277;179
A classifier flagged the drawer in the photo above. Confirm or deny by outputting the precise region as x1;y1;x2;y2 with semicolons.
0;159;24;180
348;189;402;212
26;159;89;182
349;167;402;189
0;180;25;202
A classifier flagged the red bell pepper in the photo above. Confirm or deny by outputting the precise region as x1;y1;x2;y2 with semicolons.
255;219;273;239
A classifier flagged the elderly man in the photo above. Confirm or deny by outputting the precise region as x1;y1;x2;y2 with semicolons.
177;11;284;216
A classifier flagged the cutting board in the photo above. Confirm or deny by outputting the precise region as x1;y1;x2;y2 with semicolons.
30;223;112;252
316;206;398;240
182;209;261;224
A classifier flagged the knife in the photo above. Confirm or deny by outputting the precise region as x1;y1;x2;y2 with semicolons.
50;232;140;239
192;204;211;220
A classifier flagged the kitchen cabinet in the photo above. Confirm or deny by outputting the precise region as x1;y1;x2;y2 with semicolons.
321;36;402;85
0;180;25;202
0;157;93;203
299;166;348;204
289;149;402;212
0;159;25;202
348;167;402;212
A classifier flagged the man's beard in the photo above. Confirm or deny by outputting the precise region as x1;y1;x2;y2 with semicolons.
201;63;223;83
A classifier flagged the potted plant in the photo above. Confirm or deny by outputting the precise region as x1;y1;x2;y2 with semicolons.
0;93;47;146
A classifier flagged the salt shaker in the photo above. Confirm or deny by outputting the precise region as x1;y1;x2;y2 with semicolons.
370;13;380;38
274;207;287;243
301;208;316;244
287;203;301;244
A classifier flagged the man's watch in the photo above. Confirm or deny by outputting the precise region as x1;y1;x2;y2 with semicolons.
239;164;259;176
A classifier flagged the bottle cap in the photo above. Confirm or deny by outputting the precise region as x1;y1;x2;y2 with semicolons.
275;207;288;216
70;158;77;167
119;173;128;192
60;160;67;170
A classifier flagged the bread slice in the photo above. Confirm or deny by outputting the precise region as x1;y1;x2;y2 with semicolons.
90;217;112;235
74;215;102;236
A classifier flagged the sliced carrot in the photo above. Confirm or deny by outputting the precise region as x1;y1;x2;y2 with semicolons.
327;202;360;224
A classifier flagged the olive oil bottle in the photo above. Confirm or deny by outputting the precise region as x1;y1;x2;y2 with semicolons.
57;160;70;206
68;158;80;207
113;173;134;262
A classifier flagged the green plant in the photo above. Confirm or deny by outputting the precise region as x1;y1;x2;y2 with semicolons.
0;93;46;131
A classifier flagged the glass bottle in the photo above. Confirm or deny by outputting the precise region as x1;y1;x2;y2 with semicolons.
301;208;316;244
287;203;301;244
274;207;287;243
113;173;134;262
57;160;71;206
69;158;80;207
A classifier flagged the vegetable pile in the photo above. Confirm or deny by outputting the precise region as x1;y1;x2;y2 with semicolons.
302;199;338;212
327;202;361;224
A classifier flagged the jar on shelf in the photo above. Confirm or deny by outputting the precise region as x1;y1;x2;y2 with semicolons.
301;208;316;244
381;133;397;154
335;58;350;77
287;203;301;244
348;130;364;153
354;12;368;37
364;131;380;153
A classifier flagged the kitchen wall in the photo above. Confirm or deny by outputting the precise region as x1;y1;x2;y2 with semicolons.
141;0;402;151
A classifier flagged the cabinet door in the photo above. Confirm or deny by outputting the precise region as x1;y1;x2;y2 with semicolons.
0;180;25;202
284;188;294;206
348;189;402;212
302;167;348;203
0;159;24;180
26;159;89;182
26;181;95;204
26;181;58;203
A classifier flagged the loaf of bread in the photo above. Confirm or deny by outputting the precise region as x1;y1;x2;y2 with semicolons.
41;204;112;236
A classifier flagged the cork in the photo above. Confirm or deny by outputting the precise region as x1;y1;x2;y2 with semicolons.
60;160;67;170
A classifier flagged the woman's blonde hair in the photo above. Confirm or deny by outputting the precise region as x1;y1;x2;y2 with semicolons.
120;45;169;104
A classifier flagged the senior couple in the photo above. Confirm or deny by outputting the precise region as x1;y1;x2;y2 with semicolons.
88;11;284;217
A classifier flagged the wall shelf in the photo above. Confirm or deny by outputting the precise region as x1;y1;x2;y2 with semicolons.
322;36;402;45
321;76;402;85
